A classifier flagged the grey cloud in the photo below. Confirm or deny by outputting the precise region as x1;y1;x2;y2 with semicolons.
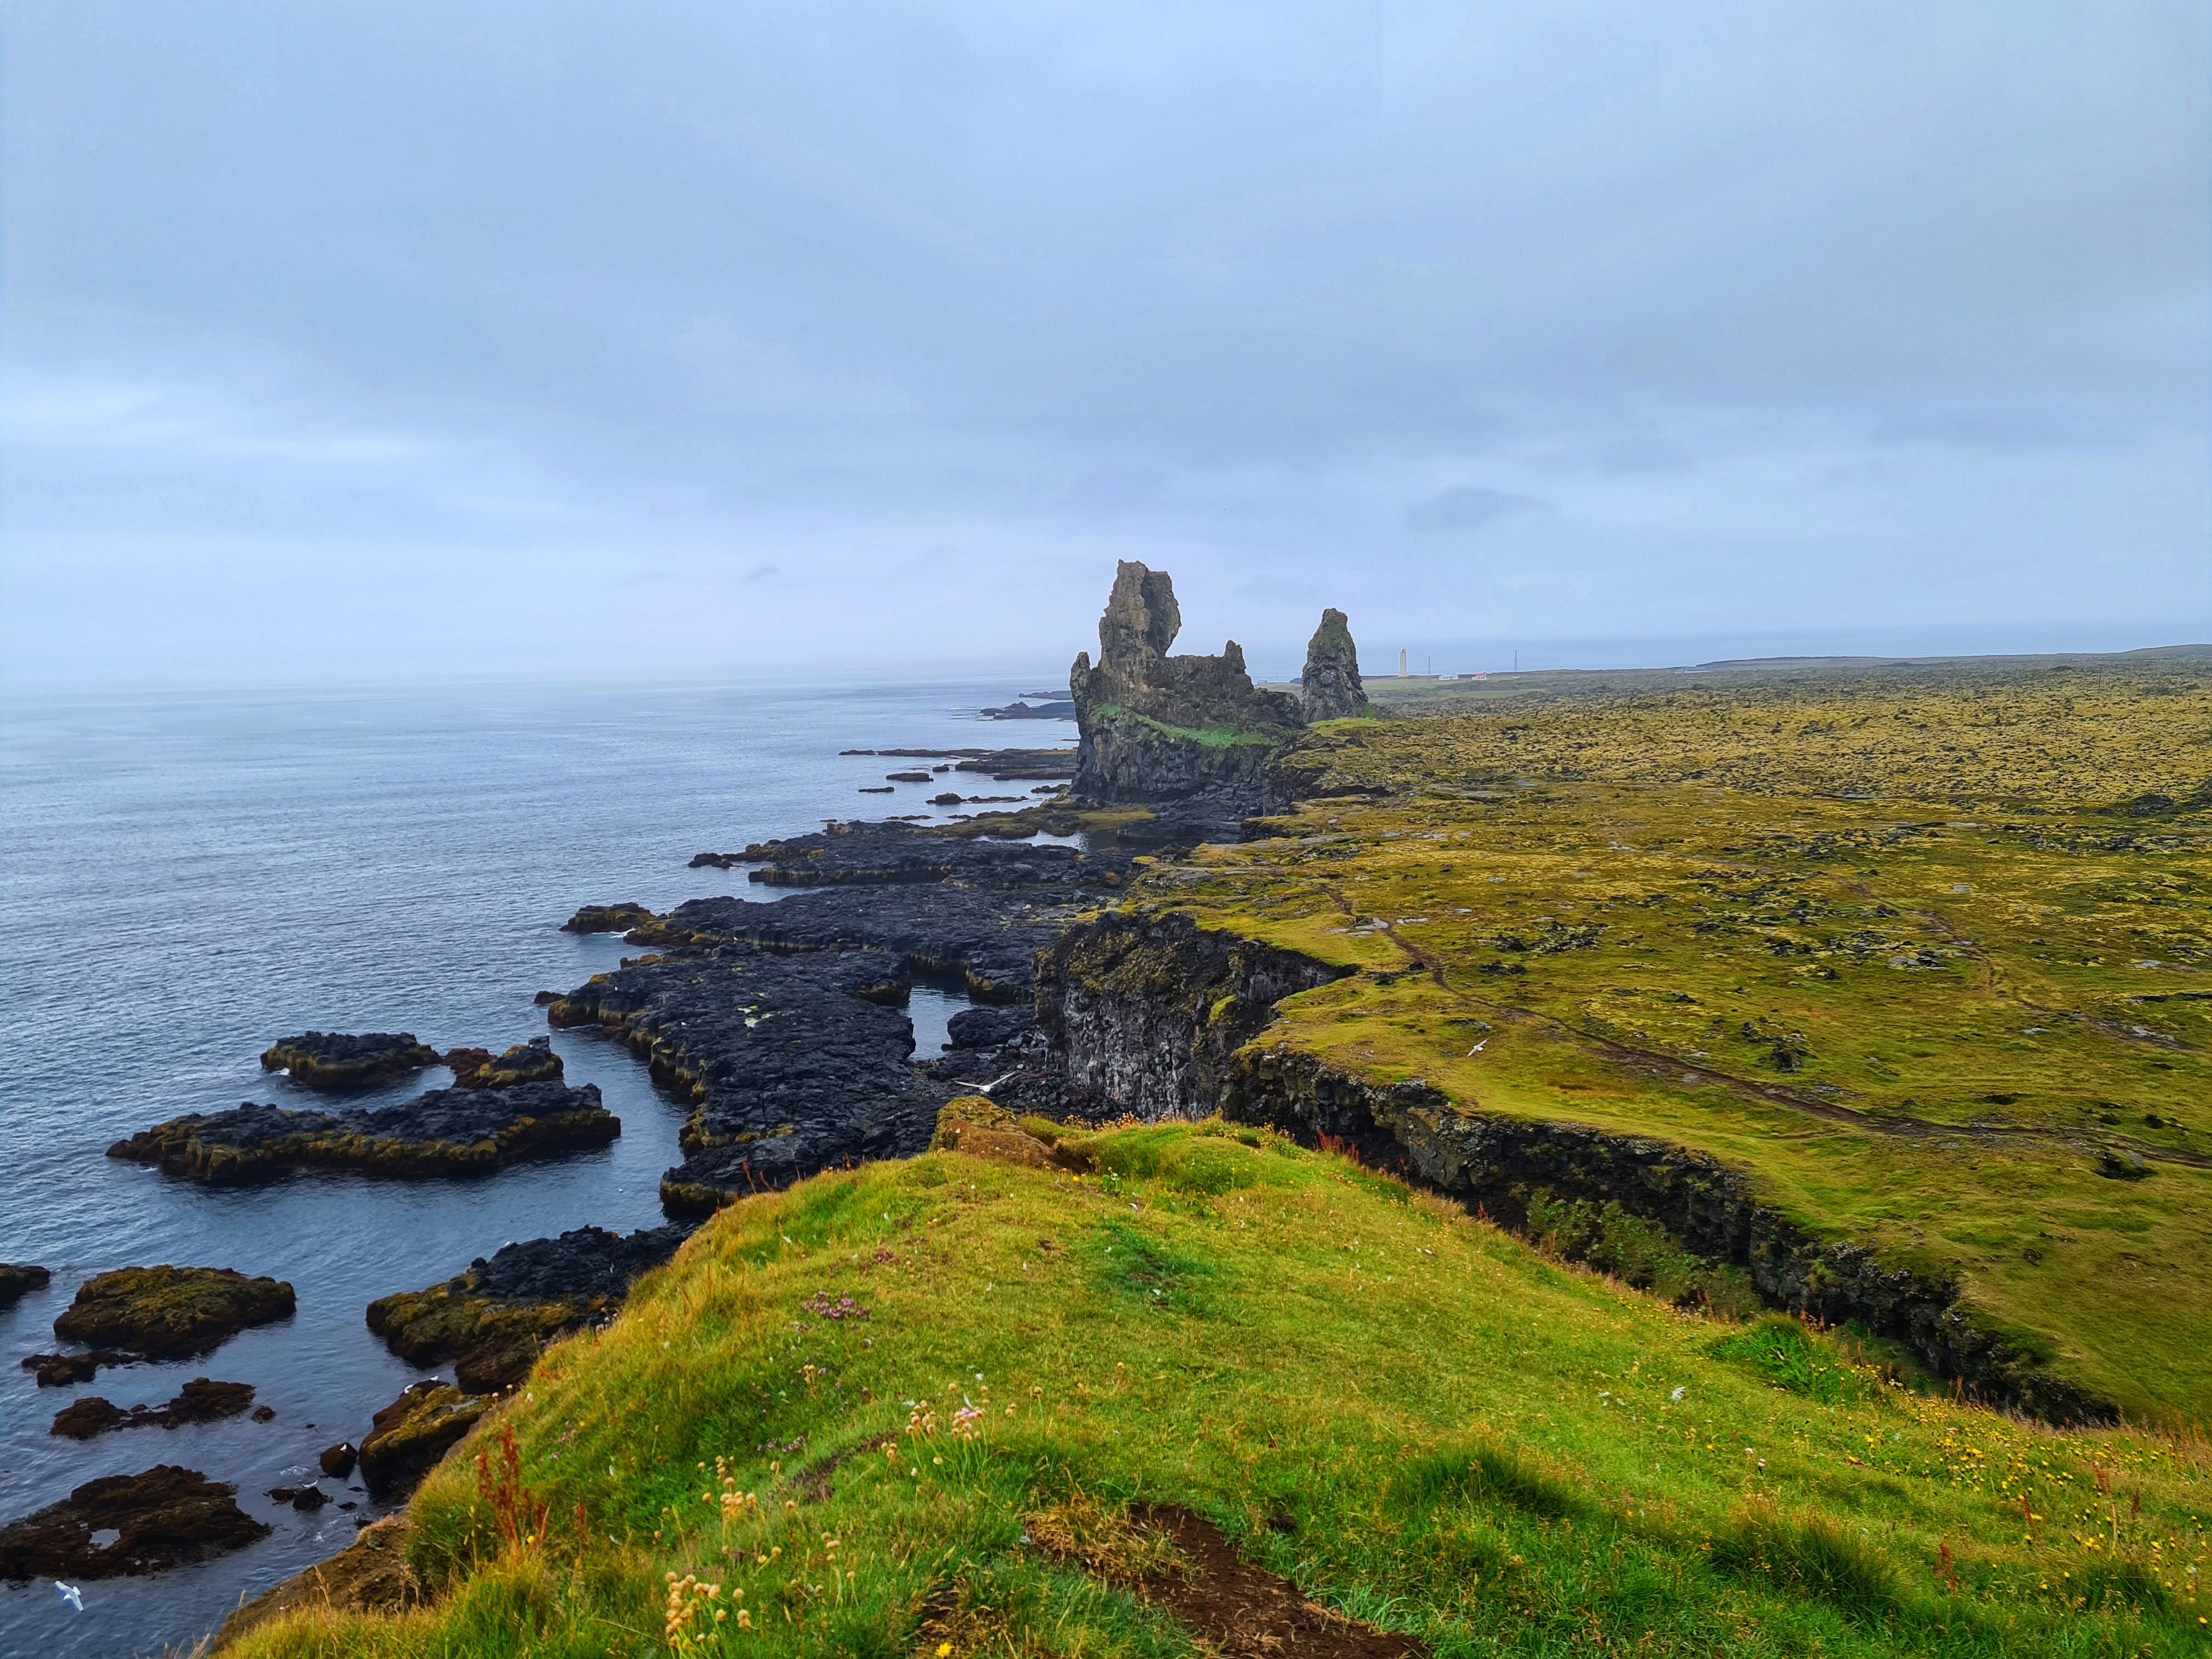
1404;487;1554;535
1;0;2203;687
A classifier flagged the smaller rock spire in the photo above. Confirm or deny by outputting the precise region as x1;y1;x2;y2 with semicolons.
1301;608;1370;720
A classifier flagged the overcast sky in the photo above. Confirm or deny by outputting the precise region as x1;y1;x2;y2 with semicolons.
3;2;2205;688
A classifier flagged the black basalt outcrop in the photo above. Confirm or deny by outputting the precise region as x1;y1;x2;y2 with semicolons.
549;945;942;1214
108;1081;618;1183
581;823;1127;1005
0;1465;270;1580
1068;562;1305;805
563;902;658;933
439;1036;564;1090
260;1031;442;1091
366;1223;691;1393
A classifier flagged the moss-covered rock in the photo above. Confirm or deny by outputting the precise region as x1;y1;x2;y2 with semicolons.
366;1223;687;1393
259;1031;441;1091
52;1266;295;1357
357;1380;491;1496
439;1036;565;1090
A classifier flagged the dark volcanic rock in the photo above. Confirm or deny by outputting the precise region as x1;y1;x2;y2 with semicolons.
441;1036;563;1090
108;1080;618;1183
21;1350;137;1386
0;1465;270;1581
729;819;1131;891
561;902;657;934
549;945;941;1214
885;769;933;782
320;1441;358;1478
622;887;1070;1003
1300;607;1372;721
49;1378;256;1438
1069;562;1304;803
0;1263;50;1304
260;1032;441;1091
946;1003;1035;1051
53;1266;295;1357
269;1483;329;1510
366;1223;690;1393
980;700;1077;720
358;1381;490;1496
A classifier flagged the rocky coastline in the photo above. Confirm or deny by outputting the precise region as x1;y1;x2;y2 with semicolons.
106;1079;618;1183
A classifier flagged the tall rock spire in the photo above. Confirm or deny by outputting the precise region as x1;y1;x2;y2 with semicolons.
1300;608;1370;720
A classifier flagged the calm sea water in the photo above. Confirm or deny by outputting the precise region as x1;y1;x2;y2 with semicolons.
0;675;1073;1657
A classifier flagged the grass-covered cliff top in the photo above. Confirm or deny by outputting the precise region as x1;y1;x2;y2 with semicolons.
1133;655;2212;1420
230;1120;2210;1657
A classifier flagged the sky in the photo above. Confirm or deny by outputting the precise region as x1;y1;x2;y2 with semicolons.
3;2;2206;689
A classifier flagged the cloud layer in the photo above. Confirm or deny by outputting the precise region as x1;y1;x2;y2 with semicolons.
3;2;2205;686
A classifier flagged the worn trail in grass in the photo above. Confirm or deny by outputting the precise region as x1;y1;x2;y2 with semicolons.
232;1125;2210;1657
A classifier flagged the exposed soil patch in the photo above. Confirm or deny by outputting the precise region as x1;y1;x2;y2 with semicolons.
1131;1506;1429;1659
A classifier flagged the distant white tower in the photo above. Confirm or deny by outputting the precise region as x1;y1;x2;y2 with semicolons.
1399;648;1408;677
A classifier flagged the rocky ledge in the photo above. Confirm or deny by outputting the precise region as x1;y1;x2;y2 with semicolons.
561;901;658;933
0;1263;50;1304
51;1266;296;1358
366;1223;691;1393
108;1079;618;1183
358;1380;492;1496
550;945;942;1214
704;819;1130;890
0;1465;269;1581
260;1031;442;1090
50;1378;257;1439
439;1036;565;1090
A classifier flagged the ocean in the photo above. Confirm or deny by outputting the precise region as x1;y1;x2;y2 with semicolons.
0;674;1072;1656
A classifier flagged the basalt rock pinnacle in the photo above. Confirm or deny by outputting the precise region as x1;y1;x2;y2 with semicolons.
1300;607;1370;720
1068;561;1304;804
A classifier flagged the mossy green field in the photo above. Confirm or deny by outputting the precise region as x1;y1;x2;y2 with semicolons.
229;1125;2212;1657
1148;656;2211;1419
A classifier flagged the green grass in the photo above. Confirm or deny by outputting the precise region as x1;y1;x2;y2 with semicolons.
1138;658;2212;1419
232;1125;2211;1657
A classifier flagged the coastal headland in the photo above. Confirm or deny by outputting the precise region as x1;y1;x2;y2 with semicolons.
11;566;2209;1656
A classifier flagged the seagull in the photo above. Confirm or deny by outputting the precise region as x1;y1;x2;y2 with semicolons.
1466;1041;1486;1055
55;1582;82;1612
952;1070;1019;1095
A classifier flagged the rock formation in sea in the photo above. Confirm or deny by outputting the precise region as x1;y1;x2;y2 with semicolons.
1299;607;1371;720
260;1031;442;1090
0;1465;269;1579
50;1266;296;1357
438;1036;564;1090
107;1080;618;1183
0;1263;49;1304
366;1223;691;1393
358;1380;491;1495
49;1378;257;1439
1068;561;1305;803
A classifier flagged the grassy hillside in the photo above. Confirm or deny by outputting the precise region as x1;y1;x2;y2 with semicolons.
231;1120;2208;1658
1143;657;2212;1419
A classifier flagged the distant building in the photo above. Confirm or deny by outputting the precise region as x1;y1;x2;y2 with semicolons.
1399;648;1408;676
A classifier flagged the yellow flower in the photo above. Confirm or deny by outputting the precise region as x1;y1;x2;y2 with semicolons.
937;1645;953;1657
